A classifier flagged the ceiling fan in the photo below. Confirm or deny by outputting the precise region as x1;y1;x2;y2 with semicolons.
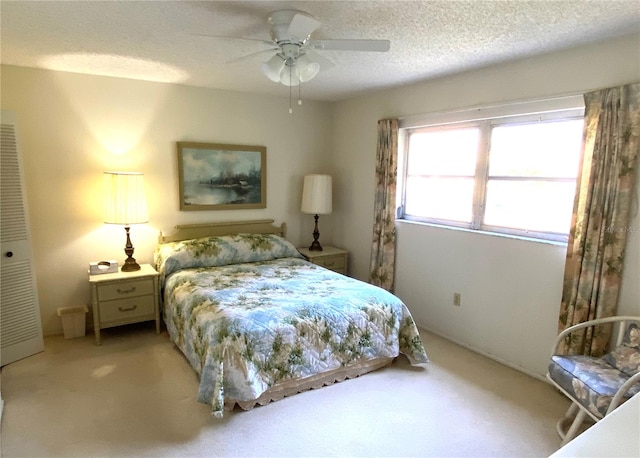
209;9;391;87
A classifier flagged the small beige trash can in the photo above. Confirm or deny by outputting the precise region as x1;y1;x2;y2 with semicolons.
57;306;88;339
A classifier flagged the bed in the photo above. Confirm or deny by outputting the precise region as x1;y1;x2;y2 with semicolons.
155;219;429;417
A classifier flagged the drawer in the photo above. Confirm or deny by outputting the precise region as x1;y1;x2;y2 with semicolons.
315;255;346;270
98;295;155;323
97;278;153;301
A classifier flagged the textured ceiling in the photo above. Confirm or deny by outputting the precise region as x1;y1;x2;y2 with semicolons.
2;1;639;101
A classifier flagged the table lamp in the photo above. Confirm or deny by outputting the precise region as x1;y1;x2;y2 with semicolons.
301;174;332;251
103;171;149;272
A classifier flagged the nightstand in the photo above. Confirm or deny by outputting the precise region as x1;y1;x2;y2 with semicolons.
298;246;348;275
89;264;160;345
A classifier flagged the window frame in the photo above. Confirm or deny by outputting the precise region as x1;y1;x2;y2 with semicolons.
397;97;585;243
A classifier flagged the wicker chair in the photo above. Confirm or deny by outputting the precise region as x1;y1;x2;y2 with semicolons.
547;316;640;445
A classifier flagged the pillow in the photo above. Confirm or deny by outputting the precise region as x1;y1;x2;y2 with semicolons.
154;233;302;280
622;323;640;349
602;323;640;377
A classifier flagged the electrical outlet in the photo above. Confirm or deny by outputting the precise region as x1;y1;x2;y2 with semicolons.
453;293;461;306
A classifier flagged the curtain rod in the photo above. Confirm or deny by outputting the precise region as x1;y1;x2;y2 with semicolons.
397;81;640;124
397;93;583;123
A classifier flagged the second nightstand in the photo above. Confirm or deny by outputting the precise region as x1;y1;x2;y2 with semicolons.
298;246;348;275
89;264;160;345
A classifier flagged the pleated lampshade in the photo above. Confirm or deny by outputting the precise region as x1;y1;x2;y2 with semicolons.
301;174;332;215
103;171;149;225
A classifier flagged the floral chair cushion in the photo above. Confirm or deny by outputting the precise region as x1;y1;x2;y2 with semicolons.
621;323;640;349
603;346;640;377
548;354;640;418
603;323;640;376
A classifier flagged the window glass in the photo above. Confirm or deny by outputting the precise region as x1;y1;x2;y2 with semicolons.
489;120;584;177
484;180;577;233
405;127;479;223
405;177;474;223
400;105;584;242
408;128;479;176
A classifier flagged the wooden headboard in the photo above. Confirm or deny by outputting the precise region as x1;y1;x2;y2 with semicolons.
158;219;287;244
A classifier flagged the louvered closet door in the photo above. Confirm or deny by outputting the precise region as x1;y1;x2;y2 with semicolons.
1;111;44;366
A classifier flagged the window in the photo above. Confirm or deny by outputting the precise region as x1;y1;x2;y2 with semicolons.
399;99;585;242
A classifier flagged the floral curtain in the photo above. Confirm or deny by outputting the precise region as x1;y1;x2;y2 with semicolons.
369;119;399;291
558;83;640;356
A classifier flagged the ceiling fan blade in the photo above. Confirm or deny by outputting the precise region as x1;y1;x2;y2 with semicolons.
227;48;280;64
287;13;321;39
308;39;390;52
192;33;274;47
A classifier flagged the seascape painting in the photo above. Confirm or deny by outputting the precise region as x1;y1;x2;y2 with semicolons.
177;142;266;211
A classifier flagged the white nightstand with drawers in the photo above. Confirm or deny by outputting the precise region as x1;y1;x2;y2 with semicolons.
298;246;348;275
89;264;160;345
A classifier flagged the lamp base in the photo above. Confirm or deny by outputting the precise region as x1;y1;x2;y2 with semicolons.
121;256;141;272
308;214;323;251
121;225;141;272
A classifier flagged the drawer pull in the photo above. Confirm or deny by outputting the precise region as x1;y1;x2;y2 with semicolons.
324;261;335;266
117;286;136;294
118;305;138;312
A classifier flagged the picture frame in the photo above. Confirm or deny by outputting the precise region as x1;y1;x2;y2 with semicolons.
177;142;266;211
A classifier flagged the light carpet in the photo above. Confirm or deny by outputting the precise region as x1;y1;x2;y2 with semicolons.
0;325;570;457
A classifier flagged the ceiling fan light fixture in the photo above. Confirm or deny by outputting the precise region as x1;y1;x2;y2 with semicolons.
280;62;300;86
261;54;286;82
296;54;320;82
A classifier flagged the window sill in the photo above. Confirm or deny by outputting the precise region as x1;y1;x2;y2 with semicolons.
395;219;568;248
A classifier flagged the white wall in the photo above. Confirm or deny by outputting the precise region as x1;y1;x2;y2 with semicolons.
331;33;640;379
2;34;639;377
1;66;334;336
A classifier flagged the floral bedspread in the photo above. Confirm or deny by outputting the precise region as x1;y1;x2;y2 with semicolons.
161;257;429;417
155;233;428;417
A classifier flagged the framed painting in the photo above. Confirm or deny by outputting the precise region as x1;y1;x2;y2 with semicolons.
177;142;266;211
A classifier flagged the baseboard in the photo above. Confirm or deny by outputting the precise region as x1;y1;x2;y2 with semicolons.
417;325;549;383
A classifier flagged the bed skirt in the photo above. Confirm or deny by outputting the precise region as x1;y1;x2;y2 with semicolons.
225;356;396;411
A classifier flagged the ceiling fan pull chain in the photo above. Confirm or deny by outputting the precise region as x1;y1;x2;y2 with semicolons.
289;65;293;114
298;82;303;106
